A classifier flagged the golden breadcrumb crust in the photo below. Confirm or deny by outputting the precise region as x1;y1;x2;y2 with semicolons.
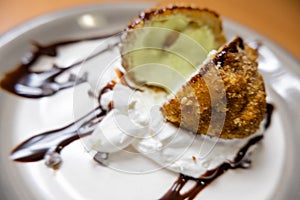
162;37;267;139
122;5;226;72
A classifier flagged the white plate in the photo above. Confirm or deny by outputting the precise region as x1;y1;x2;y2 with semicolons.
1;3;300;200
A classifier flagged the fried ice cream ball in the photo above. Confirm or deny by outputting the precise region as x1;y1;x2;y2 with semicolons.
161;37;267;139
121;5;226;89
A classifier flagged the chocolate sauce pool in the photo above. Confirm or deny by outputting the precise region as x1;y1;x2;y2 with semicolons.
1;33;275;198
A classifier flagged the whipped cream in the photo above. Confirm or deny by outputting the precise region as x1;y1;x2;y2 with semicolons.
85;82;263;178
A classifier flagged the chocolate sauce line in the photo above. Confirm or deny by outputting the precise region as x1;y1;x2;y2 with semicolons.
10;106;102;162
10;81;116;165
0;32;120;98
160;136;263;200
160;103;274;200
265;103;274;129
25;32;121;67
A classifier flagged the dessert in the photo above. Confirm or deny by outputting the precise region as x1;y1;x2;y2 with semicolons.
125;5;225;51
86;4;270;188
121;5;226;90
162;37;267;139
2;4;274;199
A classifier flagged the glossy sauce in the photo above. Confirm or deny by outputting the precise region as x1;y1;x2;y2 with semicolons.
160;103;274;199
0;33;119;98
160;137;260;200
10;80;116;168
3;33;119;167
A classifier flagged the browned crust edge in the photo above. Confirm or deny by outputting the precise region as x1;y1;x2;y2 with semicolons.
126;5;221;31
162;37;267;139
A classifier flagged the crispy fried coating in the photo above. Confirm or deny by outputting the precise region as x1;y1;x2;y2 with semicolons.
125;5;226;45
121;5;226;72
162;37;267;139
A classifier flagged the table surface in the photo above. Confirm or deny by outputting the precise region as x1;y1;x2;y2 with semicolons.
0;0;299;59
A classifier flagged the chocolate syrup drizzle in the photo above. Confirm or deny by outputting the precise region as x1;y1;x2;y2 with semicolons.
10;80;116;168
0;32;119;98
0;32;119;169
2;33;275;197
160;104;274;200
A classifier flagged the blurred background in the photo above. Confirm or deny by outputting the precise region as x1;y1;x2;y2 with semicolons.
0;0;299;59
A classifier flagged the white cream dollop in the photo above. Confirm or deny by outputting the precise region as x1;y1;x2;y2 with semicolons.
85;83;164;153
85;83;263;177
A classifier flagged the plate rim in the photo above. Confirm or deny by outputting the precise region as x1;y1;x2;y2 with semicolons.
0;2;299;200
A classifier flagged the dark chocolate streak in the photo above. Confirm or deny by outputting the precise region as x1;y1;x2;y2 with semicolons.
265;103;274;129
10;107;103;162
10;81;116;163
160;103;274;200
0;32;119;98
159;136;262;200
